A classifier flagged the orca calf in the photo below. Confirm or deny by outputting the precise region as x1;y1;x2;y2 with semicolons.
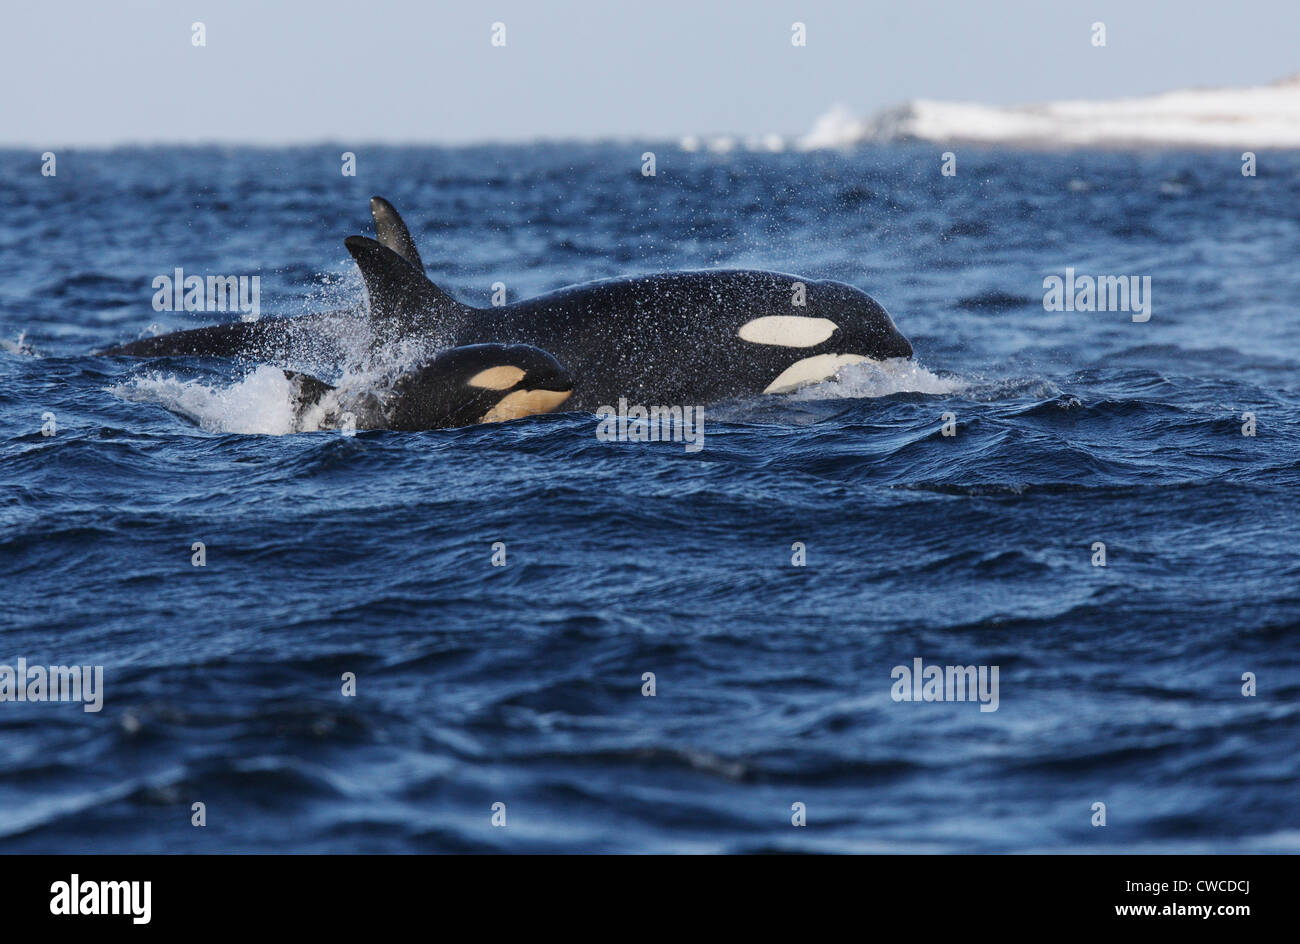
283;343;573;431
103;197;913;411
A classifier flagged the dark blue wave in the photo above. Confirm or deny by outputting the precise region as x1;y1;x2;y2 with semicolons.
0;144;1298;852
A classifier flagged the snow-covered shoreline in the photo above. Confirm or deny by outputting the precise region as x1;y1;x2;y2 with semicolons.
676;76;1300;153
796;75;1300;150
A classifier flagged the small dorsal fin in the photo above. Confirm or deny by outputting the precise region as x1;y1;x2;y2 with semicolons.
370;195;424;270
344;235;465;337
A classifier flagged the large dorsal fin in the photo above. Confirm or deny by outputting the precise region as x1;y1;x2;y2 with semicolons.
369;195;424;270
344;235;465;337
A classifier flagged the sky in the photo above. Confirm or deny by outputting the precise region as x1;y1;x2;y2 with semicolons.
2;0;1298;146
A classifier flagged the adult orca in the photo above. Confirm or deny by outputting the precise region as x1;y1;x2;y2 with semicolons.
103;196;914;410
282;343;573;431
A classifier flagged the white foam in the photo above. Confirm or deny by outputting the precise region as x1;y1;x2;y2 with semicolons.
746;133;787;153
681;132;788;153
1;332;36;356
788;358;963;400
109;366;300;435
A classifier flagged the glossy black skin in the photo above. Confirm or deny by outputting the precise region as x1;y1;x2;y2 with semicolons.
105;270;911;412
99;309;353;359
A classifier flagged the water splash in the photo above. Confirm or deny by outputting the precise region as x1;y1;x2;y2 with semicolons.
109;366;301;435
1;331;37;356
790;357;964;400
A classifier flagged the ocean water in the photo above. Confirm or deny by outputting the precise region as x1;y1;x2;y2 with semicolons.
1;144;1297;853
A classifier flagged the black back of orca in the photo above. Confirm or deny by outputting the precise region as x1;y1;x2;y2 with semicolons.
98;310;353;359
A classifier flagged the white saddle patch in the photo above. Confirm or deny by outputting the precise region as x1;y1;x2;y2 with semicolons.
737;315;837;348
763;354;870;394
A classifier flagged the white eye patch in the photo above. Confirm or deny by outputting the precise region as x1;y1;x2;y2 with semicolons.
737;316;837;348
468;365;526;390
